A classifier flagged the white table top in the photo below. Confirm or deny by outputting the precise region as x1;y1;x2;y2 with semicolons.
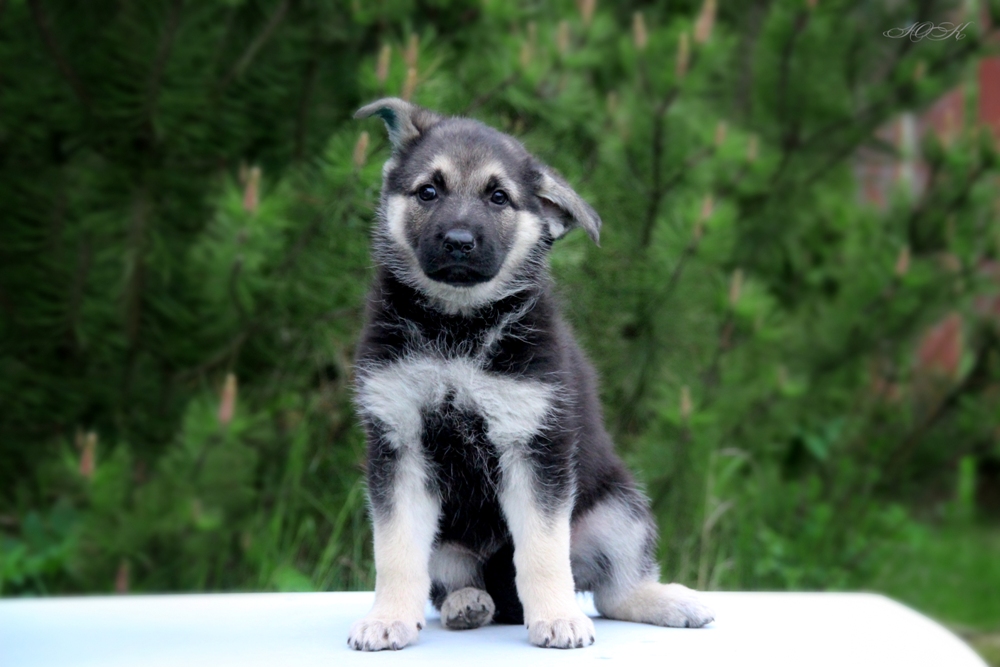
0;591;986;666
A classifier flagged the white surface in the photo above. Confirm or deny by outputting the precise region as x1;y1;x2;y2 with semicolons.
0;591;986;667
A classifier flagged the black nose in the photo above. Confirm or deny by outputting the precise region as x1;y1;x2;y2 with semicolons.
443;229;476;258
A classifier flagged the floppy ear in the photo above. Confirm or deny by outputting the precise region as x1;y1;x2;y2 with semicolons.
534;165;602;244
354;97;442;152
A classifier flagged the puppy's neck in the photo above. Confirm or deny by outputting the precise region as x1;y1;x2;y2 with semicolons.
376;267;546;326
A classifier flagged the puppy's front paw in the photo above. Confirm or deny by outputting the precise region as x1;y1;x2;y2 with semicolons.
347;615;423;651
527;613;596;649
441;587;495;630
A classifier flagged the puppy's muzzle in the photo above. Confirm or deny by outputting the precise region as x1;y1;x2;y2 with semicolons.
420;225;498;287
442;228;476;260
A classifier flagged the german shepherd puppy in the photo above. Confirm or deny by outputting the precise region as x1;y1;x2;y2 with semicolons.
348;98;714;651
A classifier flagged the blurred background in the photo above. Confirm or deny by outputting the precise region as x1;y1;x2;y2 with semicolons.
2;0;1000;661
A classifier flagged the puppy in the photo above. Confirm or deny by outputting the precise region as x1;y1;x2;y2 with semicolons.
348;98;714;651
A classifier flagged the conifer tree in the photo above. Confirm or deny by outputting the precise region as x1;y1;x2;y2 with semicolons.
1;0;998;596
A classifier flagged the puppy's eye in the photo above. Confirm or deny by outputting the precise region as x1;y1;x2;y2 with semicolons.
417;185;437;201
490;190;509;206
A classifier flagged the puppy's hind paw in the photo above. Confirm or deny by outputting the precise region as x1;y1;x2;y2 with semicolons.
658;583;714;628
441;587;495;630
646;584;715;628
528;613;596;649
347;616;422;651
599;581;714;628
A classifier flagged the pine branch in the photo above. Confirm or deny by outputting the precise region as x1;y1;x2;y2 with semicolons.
464;73;519;114
143;0;185;144
175;329;253;383
639;133;713;249
293;44;320;162
27;0;91;110
908;163;987;252
208;5;240;74
701;314;735;391
884;329;997;481
66;234;92;352
0;282;13;319
218;0;291;91
228;257;248;325
768;9;811;187
774;10;809;135
659;236;702;308
124;188;150;350
770;3;976;193
638;89;679;249
734;1;766;120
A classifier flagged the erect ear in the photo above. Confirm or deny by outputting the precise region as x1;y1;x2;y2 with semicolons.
354;97;442;152
534;164;602;245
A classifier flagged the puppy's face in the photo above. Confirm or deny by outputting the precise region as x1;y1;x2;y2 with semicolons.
386;121;534;288
357;98;601;311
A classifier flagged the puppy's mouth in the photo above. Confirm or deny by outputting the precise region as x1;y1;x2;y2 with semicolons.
425;264;494;286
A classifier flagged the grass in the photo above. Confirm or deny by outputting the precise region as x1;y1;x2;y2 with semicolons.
861;522;1000;665
967;634;1000;667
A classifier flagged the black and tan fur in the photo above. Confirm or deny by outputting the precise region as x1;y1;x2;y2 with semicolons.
348;98;714;651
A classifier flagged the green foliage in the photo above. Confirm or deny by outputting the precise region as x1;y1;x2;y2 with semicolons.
2;0;1000;620
868;523;1000;630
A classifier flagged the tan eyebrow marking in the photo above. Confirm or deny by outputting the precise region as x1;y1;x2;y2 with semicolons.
411;155;459;192
472;160;519;201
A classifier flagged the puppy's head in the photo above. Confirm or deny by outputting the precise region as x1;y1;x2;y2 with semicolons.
356;98;600;311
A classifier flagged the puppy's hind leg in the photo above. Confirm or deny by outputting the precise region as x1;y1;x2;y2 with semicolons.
571;493;715;629
599;580;715;628
430;542;495;630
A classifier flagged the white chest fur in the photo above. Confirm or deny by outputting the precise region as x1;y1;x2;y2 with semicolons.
356;356;556;450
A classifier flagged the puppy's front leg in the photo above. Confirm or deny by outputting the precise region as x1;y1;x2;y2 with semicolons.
348;433;440;651
500;454;595;649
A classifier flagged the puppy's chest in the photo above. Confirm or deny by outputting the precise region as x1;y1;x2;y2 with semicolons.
356;355;556;451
